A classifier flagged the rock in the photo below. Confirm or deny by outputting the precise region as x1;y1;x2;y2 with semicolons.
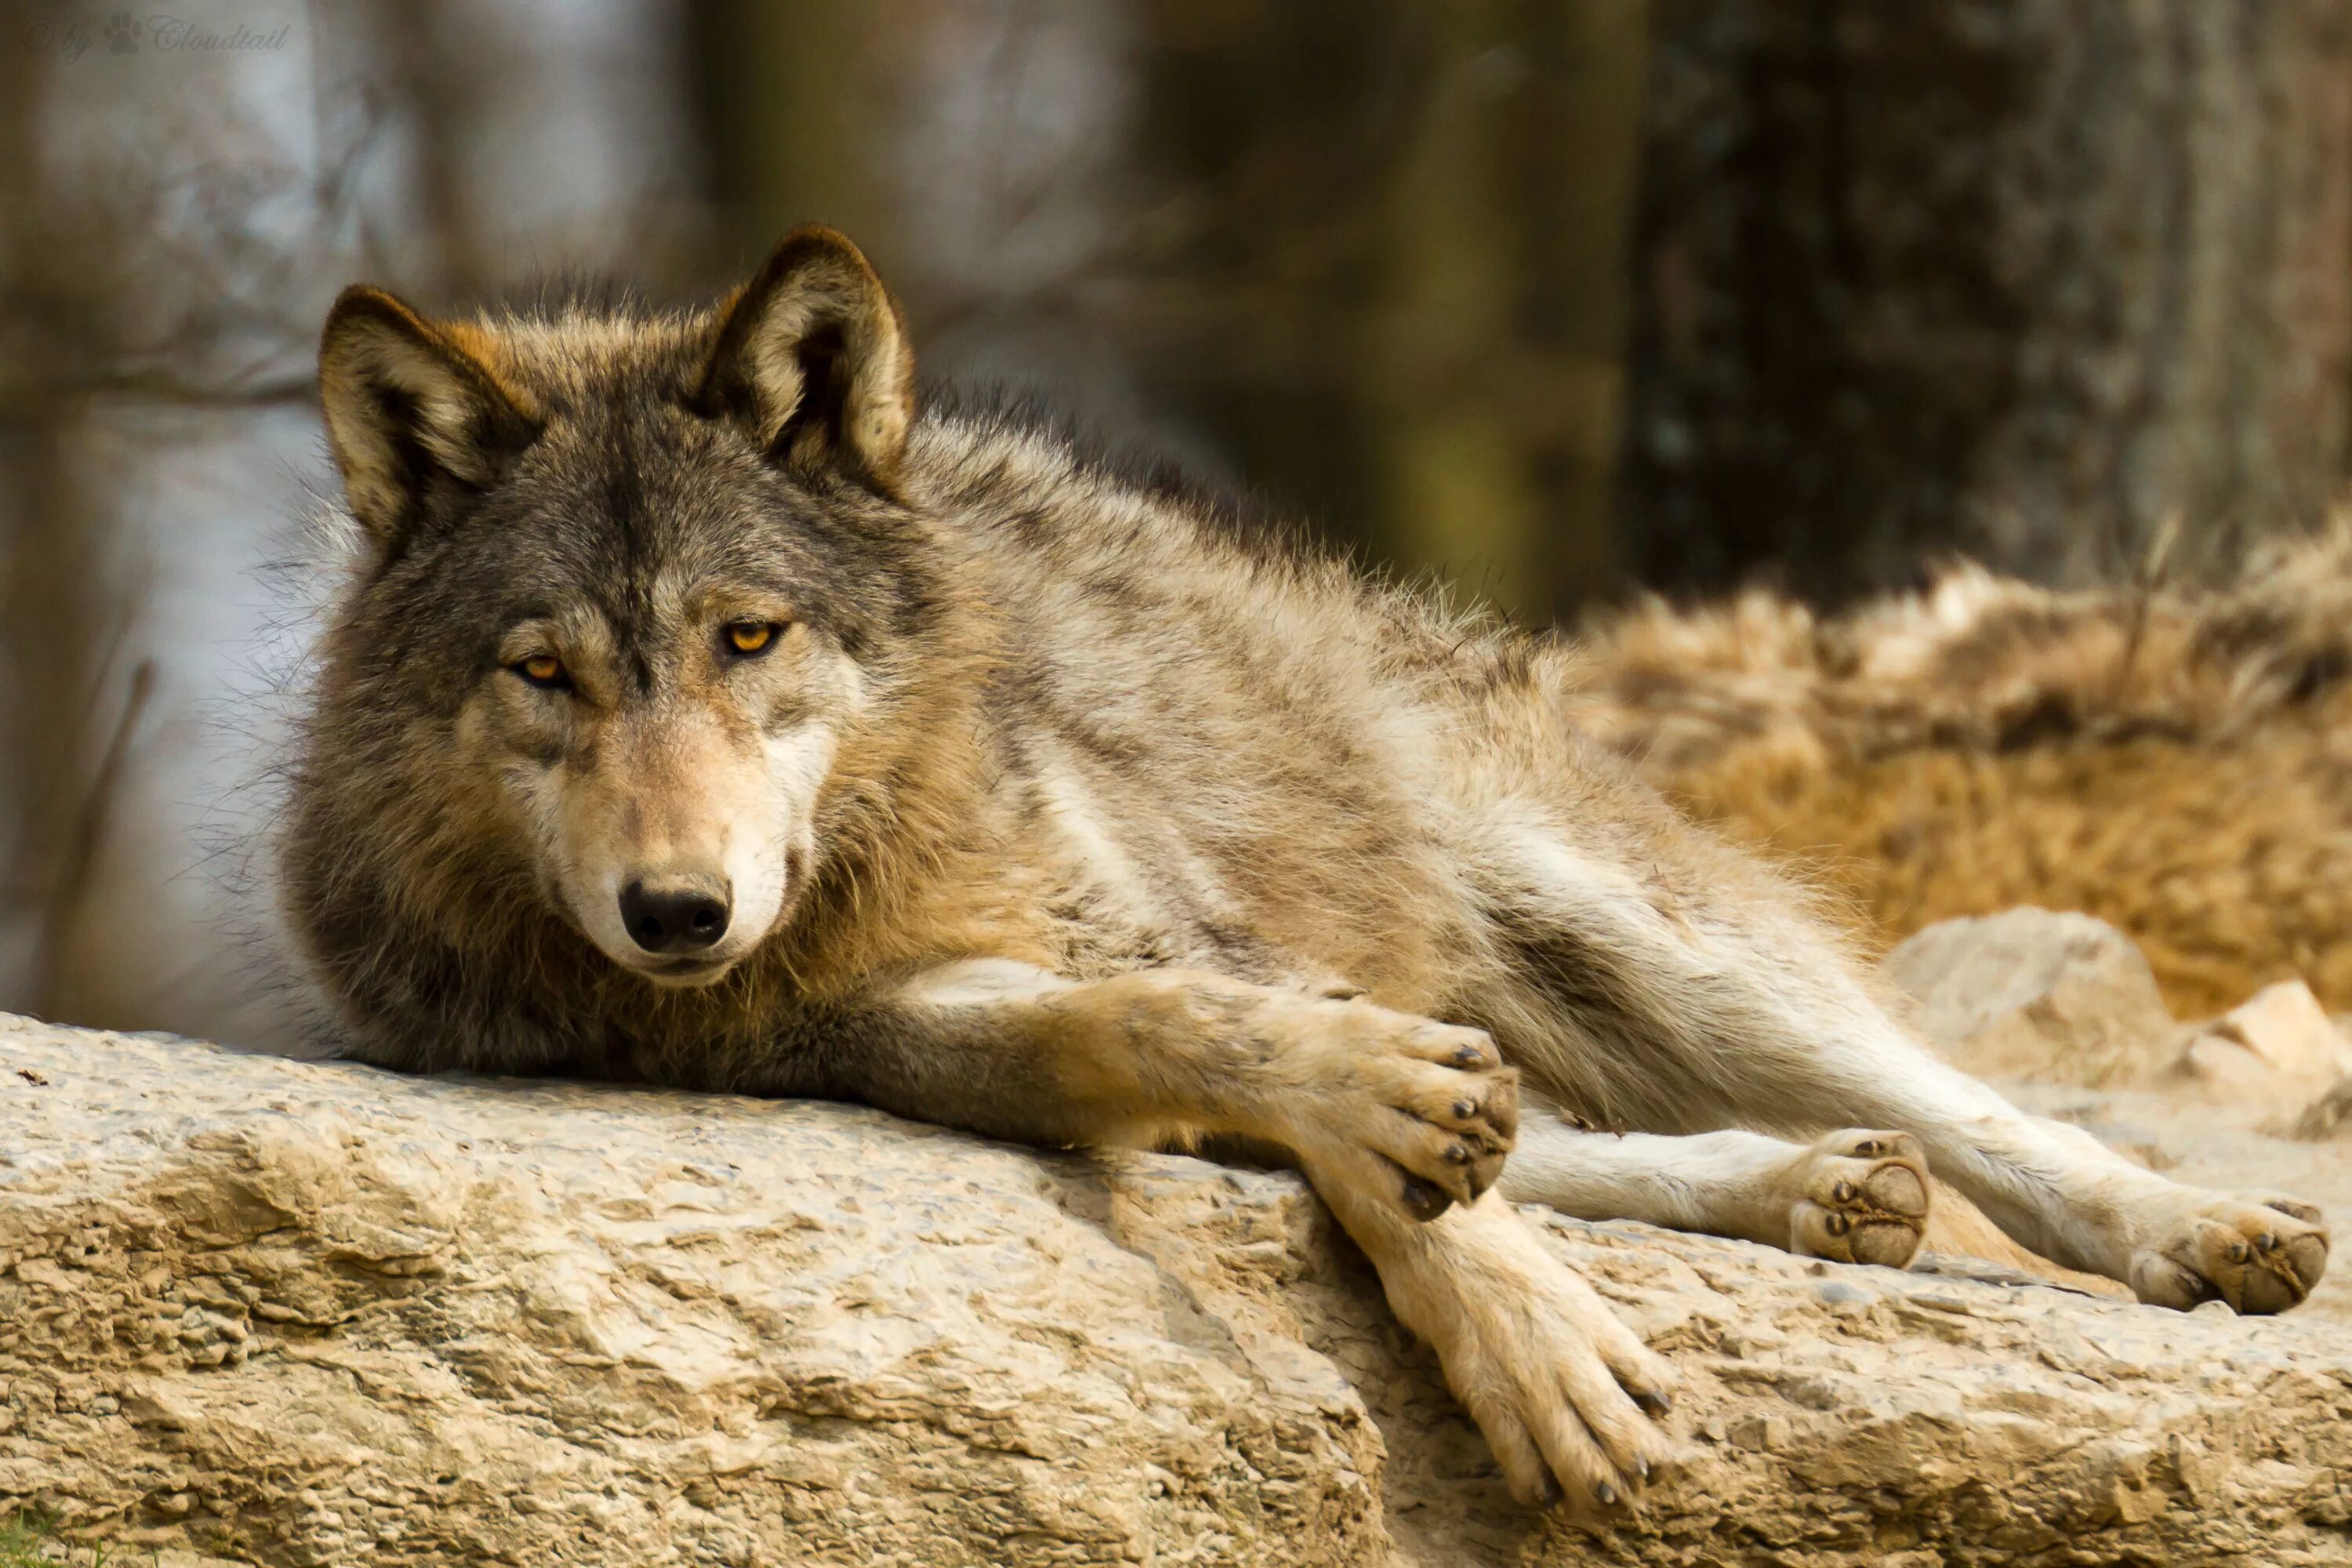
2201;982;2352;1080
1882;909;2180;1087
2178;1030;2291;1102
9;1017;2352;1566
2172;980;2352;1112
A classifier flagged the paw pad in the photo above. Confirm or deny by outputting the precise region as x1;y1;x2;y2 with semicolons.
1791;1129;1931;1271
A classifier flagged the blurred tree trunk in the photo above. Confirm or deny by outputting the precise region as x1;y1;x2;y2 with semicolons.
1368;0;1649;622
1622;0;2352;601
1128;0;1399;596
0;41;140;1022
691;0;899;269
374;0;497;297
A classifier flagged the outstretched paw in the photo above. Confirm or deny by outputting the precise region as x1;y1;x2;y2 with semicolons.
1417;1208;1679;1516
2129;1194;2328;1314
1789;1129;1930;1270
1269;996;1519;1224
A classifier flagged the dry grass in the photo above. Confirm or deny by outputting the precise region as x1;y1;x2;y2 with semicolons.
1570;530;2352;1018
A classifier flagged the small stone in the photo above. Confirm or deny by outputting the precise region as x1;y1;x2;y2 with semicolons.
2179;981;2352;1107
2177;1032;2281;1101
2291;1077;2352;1140
2205;982;2350;1078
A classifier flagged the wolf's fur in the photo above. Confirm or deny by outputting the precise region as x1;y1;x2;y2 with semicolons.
289;229;2330;1515
1569;538;2352;1018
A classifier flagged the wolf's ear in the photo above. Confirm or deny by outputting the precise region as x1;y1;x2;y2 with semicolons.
318;286;542;547
695;227;915;495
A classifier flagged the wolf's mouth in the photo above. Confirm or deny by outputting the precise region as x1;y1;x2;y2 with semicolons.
635;954;735;988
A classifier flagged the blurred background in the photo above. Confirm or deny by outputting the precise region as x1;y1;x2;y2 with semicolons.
2;0;2348;1045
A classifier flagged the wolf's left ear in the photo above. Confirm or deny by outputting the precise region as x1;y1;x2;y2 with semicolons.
695;227;915;495
318;287;543;549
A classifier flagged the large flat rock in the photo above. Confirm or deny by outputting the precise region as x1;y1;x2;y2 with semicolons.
4;1015;2350;1566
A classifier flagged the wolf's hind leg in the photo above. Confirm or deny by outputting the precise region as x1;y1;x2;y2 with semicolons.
1497;1113;1931;1269
1846;1054;2332;1312
1711;1004;2334;1311
1479;813;2330;1312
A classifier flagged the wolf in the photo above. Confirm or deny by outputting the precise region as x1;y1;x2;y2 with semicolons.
289;227;2330;1513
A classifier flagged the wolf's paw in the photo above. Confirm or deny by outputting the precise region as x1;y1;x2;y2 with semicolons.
2129;1192;2328;1314
1788;1129;1930;1269
1272;997;1519;1223
1429;1219;1679;1515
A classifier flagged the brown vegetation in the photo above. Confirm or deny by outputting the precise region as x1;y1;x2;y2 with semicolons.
1570;529;2352;1017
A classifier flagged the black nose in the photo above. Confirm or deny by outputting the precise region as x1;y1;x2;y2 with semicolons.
619;877;731;954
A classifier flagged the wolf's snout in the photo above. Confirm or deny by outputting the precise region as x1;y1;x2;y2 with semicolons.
619;876;732;954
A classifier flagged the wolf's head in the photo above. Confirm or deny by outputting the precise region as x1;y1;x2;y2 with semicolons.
298;230;954;1000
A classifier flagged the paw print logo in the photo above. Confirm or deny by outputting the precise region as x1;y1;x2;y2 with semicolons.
103;11;140;53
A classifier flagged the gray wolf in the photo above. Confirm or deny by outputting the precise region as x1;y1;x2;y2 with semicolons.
288;227;2331;1514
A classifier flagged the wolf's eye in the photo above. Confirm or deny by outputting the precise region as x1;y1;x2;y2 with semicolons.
724;621;779;657
513;652;569;690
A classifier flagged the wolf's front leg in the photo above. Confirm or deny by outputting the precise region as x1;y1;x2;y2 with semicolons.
688;960;1668;1504
695;959;1522;1222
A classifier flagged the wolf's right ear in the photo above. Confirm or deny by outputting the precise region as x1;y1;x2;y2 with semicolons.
694;227;915;496
318;287;542;548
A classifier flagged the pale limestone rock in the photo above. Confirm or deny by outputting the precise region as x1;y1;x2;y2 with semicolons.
2204;982;2352;1079
6;1016;2352;1566
2172;980;2352;1113
1882;908;2180;1087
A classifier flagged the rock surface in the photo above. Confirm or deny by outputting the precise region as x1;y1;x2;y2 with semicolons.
7;1017;2352;1566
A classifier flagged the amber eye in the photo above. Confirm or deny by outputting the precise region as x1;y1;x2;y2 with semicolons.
514;652;569;690
724;621;779;657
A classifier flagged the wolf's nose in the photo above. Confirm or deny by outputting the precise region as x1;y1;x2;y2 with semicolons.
619;877;731;954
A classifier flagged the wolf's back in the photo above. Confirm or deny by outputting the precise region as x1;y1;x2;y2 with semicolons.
1568;533;2352;1017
